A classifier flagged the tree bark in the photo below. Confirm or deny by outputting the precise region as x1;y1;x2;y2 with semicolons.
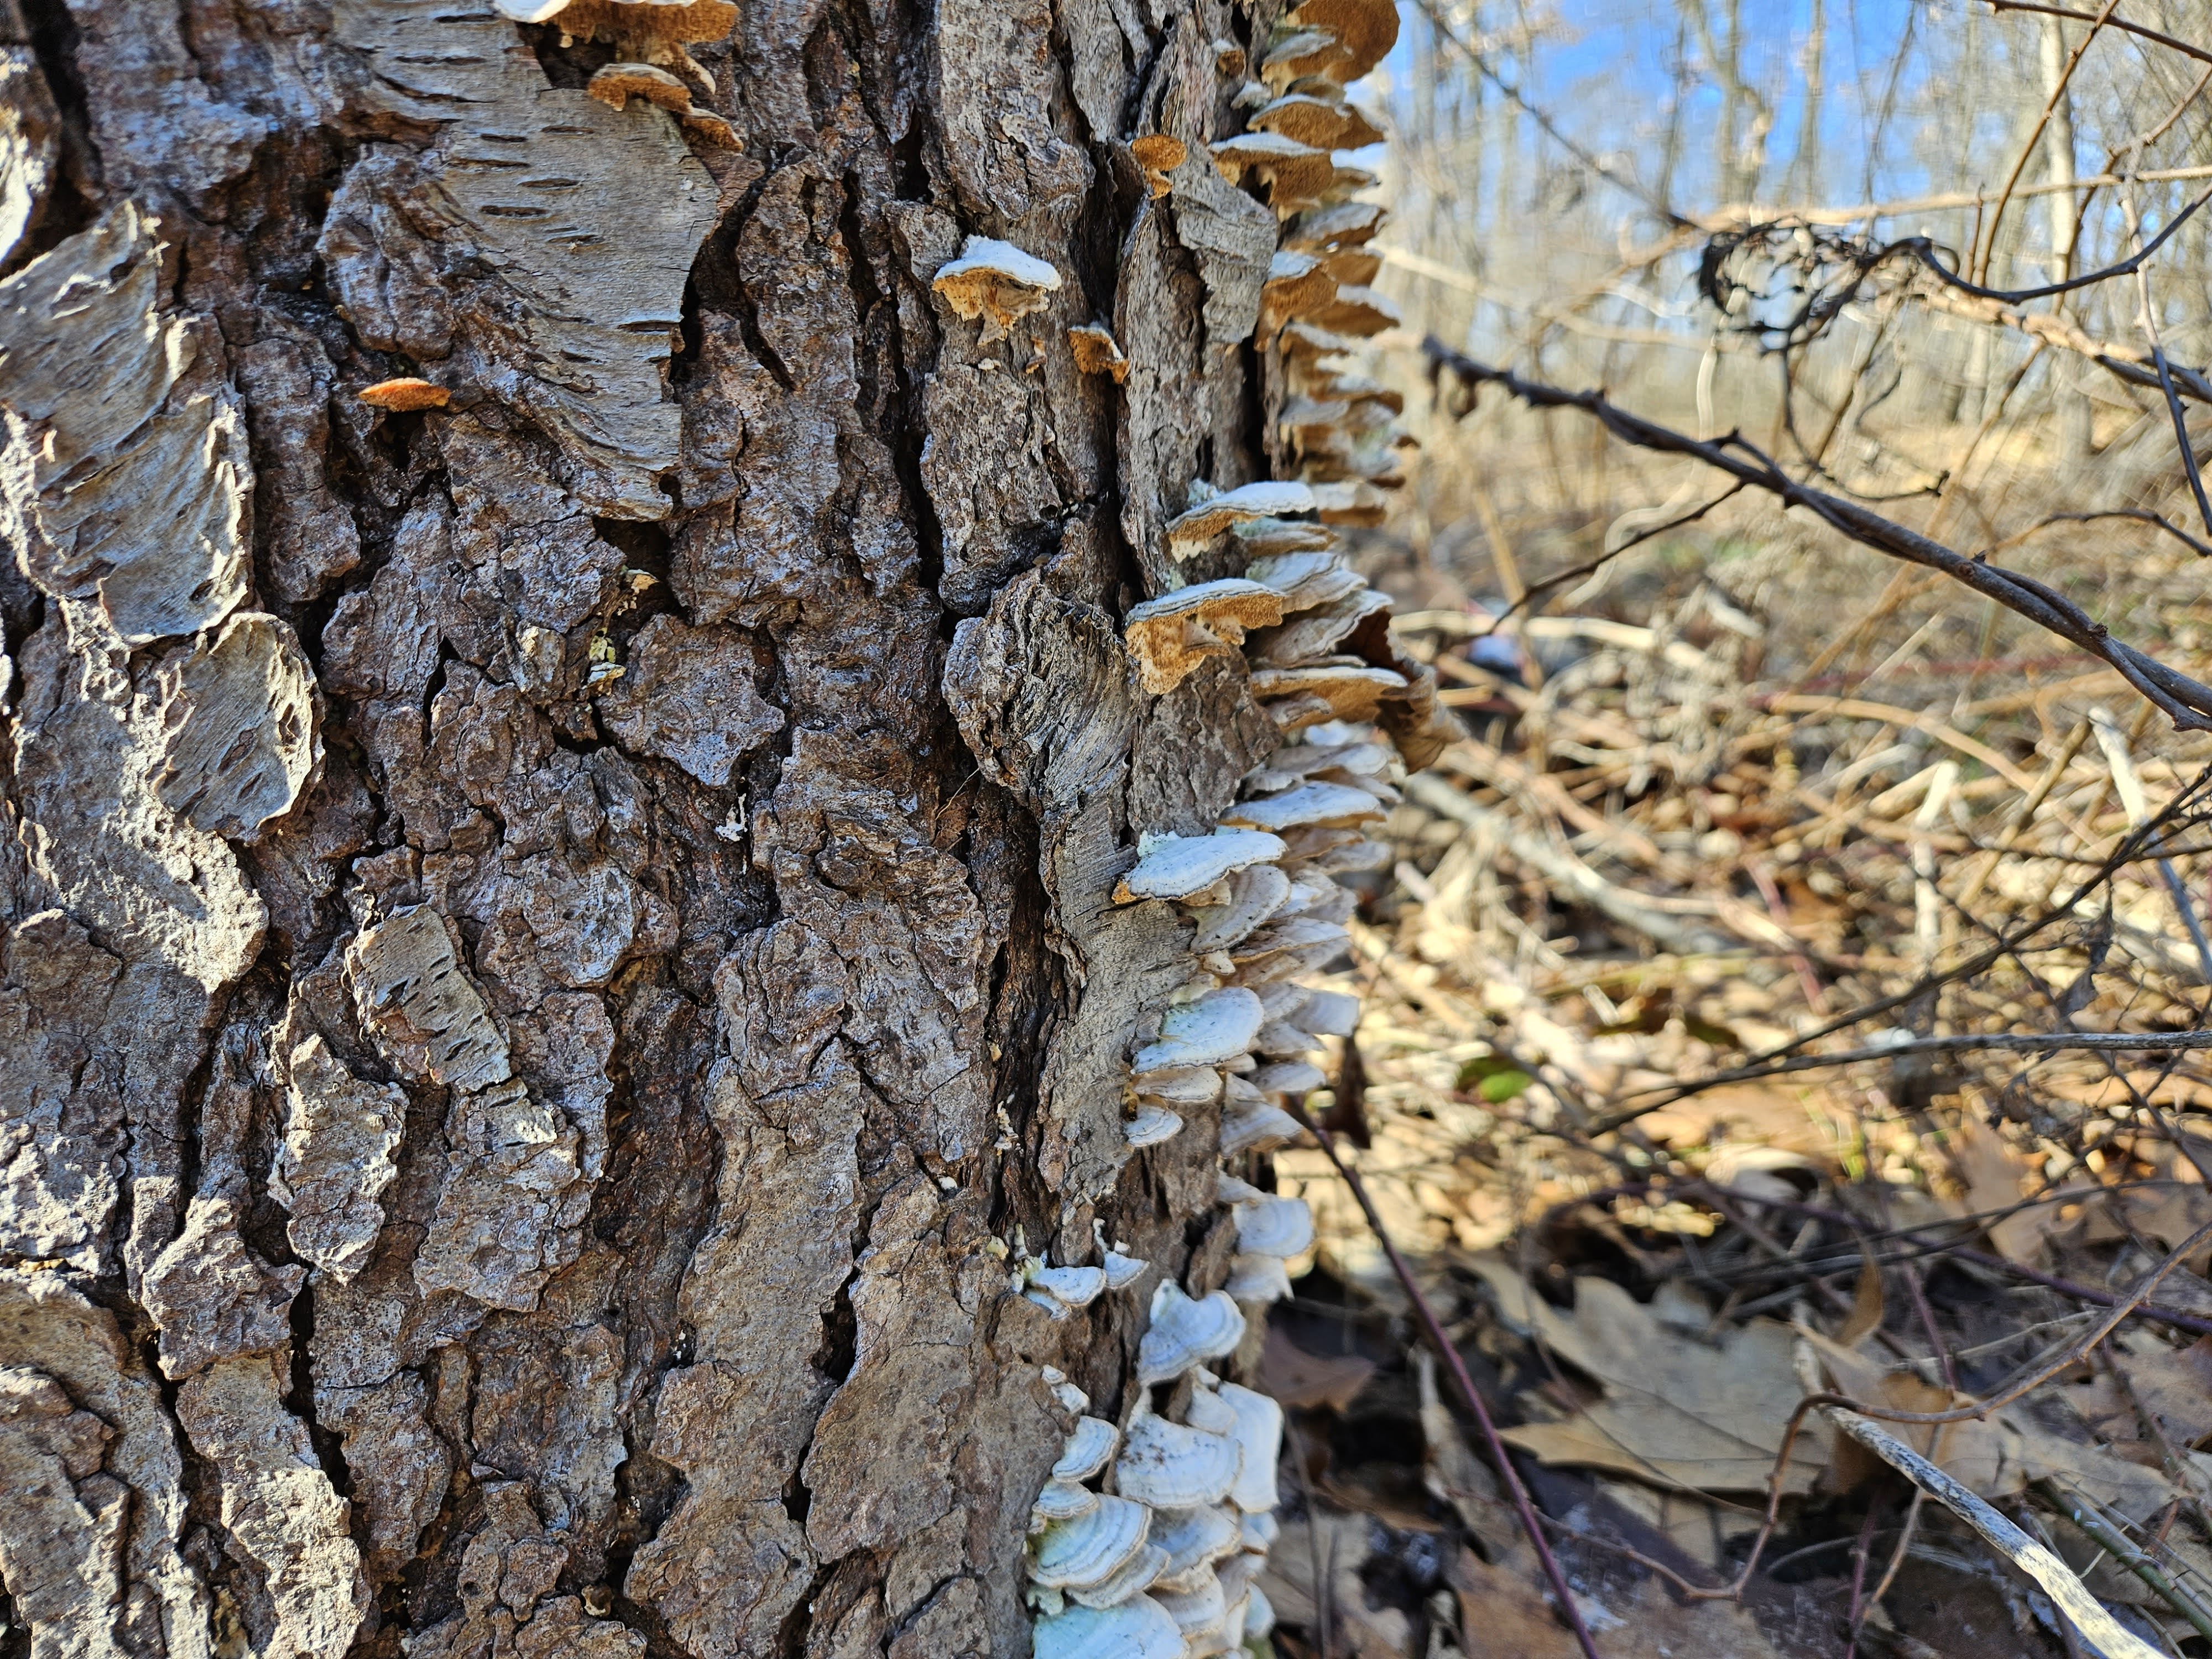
0;1;1441;1657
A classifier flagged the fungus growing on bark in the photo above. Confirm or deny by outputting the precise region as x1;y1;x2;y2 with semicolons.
1122;578;1286;693
1070;1545;1172;1610
1187;863;1291;952
499;0;738;103
1124;1104;1186;1147
1114;829;1286;903
1131;988;1265;1072
1056;1417;1121;1481
1165;479;1317;559
1259;29;1353;88
1255;250;1335;346
1113;1407;1241;1508
1136;1285;1247;1384
1025;1262;1108;1317
1128;133;1188;197
1307;281;1401;337
1032;1599;1185;1659
1286;198;1387;252
1221;779;1387;832
1230;1194;1314;1259
1034;1480;1101;1524
1148;1505;1240;1594
1308;478;1391;525
1129;1065;1223;1105
1249;92;1385;150
1208;131;1335;214
358;377;448;411
584;61;740;145
1286;0;1401;81
1248;587;1392;666
1068;322;1129;382
1031;1496;1154;1588
1220;1099;1302;1157
931;236;1064;342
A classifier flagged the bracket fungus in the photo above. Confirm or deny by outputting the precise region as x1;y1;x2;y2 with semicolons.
1032;1495;1154;1589
1255;251;1336;347
931;236;1064;343
1068;322;1130;383
1136;1285;1246;1385
585;61;739;145
1208;131;1336;215
1032;1599;1186;1659
1164;480;1317;560
1131;989;1265;1073
1015;32;1464;1653
498;0;738;98
1114;1410;1241;1510
358;377;448;411
1113;829;1286;904
1220;779;1387;832
1285;0;1401;82
1129;133;1189;197
1122;579;1286;694
1055;1417;1121;1482
1249;92;1385;152
1070;1545;1172;1610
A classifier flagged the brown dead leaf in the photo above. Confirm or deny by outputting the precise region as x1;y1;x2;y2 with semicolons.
2108;1330;2212;1449
1836;1245;1886;1348
1945;1117;2052;1264
1472;1258;1833;1495
1258;1509;1411;1659
1804;1329;2182;1521
1415;1350;1516;1559
1262;1325;1379;1411
1445;1542;1784;1659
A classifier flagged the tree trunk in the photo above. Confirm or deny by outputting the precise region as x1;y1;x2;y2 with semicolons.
0;2;1442;1657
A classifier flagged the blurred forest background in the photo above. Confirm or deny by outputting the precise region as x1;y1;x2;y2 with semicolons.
1258;3;2212;1657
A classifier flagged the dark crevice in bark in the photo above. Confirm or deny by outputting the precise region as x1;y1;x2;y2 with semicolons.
14;0;97;269
517;21;615;88
773;1563;835;1659
690;177;794;391
286;1285;355;1501
0;1583;28;1659
812;1272;859;1386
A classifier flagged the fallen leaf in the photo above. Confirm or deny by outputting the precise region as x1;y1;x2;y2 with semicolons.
1945;1117;2051;1264
2108;1331;2212;1449
1257;1509;1410;1659
1472;1258;1833;1495
1445;1542;1784;1658
1804;1330;2182;1521
1416;1349;1516;1559
1261;1326;1378;1411
1836;1245;1886;1348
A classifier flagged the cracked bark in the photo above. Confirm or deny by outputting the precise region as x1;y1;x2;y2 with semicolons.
0;0;1324;1654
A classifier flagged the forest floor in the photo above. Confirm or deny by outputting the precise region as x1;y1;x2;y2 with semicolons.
1254;512;2212;1659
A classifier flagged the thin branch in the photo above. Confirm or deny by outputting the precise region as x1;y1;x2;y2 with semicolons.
1970;0;2122;283
1407;0;1690;228
1986;1;2212;67
1981;510;2212;561
1423;341;2212;732
1907;184;2212;304
1282;1101;1606;1659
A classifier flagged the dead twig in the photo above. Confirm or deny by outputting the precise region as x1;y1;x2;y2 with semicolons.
1423;343;2212;731
1282;1100;1607;1659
